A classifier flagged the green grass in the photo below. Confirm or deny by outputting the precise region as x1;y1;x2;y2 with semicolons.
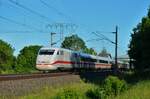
20;76;150;99
0;70;16;74
114;80;150;99
19;82;95;99
0;69;39;74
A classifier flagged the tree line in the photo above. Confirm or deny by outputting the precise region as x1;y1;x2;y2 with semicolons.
128;7;150;72
0;35;109;74
0;39;41;73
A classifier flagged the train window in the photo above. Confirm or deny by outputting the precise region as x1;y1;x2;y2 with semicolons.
39;50;55;55
80;57;97;63
91;59;97;62
99;60;108;63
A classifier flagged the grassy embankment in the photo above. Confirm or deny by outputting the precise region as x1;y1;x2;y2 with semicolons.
0;81;95;99
115;80;150;99
1;71;150;99
18;80;150;99
21;71;150;99
115;71;150;99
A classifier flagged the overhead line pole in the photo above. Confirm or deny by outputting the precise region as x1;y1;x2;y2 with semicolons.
93;26;119;73
115;26;118;73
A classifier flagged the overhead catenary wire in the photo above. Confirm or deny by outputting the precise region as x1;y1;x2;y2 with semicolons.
40;0;79;34
40;0;95;43
0;30;50;33
40;0;72;22
8;0;53;22
4;0;121;52
40;0;78;34
92;31;115;44
86;38;104;42
6;0;46;26
39;0;93;42
0;15;43;32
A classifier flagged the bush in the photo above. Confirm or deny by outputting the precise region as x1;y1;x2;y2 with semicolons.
86;87;107;99
104;76;127;96
54;88;83;99
15;45;41;73
86;76;128;98
0;39;15;73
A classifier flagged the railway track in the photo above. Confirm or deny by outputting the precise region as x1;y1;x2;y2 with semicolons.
0;72;73;81
0;70;115;81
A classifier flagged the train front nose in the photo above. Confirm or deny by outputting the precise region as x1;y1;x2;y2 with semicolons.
36;49;57;70
36;55;57;70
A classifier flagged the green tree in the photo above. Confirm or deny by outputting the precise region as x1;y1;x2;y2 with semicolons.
84;48;97;55
61;35;86;52
0;39;14;73
128;7;150;72
15;45;41;73
98;48;111;58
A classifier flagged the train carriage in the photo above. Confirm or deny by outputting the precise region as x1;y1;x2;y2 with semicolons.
36;47;112;71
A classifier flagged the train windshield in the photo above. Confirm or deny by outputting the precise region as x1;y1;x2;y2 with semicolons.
39;50;55;55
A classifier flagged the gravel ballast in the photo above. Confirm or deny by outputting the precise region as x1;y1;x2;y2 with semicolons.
0;74;81;96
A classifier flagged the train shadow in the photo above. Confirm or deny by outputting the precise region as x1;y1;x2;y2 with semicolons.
78;70;114;85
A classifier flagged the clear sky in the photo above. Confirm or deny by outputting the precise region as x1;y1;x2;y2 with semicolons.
0;0;150;56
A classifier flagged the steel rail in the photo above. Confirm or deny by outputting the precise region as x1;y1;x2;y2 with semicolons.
0;72;73;81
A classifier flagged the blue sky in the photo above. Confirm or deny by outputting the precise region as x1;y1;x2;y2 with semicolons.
0;0;150;56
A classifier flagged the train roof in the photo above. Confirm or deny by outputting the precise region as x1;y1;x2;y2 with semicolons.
40;47;112;61
40;47;78;53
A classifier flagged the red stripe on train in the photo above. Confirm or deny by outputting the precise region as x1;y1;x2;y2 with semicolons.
37;60;111;67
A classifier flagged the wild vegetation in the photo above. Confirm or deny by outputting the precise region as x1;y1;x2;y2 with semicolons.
0;39;41;74
15;45;41;73
128;8;150;72
115;80;150;99
0;39;15;73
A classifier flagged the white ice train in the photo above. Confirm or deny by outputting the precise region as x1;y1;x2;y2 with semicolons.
36;47;112;71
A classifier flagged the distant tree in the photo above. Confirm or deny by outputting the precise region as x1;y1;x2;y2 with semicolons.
128;7;150;72
84;48;97;55
15;45;42;73
98;48;111;58
61;35;86;52
0;39;14;73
